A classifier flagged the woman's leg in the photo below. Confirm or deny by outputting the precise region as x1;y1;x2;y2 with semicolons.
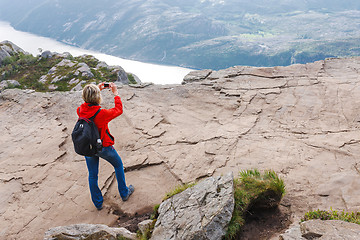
99;146;129;199
85;155;103;209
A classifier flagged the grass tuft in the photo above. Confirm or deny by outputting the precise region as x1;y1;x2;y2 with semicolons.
162;182;196;201
302;209;360;224
225;169;285;239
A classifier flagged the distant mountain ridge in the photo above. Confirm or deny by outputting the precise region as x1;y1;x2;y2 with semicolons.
0;0;359;69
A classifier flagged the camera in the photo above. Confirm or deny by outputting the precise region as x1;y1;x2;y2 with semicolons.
104;83;110;88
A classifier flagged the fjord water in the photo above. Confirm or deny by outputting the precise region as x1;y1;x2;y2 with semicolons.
0;21;193;84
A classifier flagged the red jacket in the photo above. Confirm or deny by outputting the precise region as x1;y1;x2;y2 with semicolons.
77;96;123;147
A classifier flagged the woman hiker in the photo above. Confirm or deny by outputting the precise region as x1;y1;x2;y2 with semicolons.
77;82;134;210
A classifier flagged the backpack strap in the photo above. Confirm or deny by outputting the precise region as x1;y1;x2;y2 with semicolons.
89;108;101;121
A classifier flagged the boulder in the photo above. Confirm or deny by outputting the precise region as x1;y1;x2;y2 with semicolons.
182;69;212;84
151;172;234;240
0;41;25;64
0;80;20;90
96;61;109;69
75;62;94;78
138;219;153;236
55;52;72;58
43;223;136;240
109;66;130;84
56;59;76;68
71;80;86;91
41;50;53;59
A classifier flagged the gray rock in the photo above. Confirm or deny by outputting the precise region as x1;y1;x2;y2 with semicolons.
1;40;25;54
43;223;136;240
182;69;212;84
48;84;58;90
55;52;72;58
131;73;141;84
56;59;76;68
48;66;57;74
96;61;109;69
109;66;130;84
129;82;153;88
138;219;153;236
151;172;234;240
75;63;94;78
69;78;80;85
0;46;12;63
51;76;65;83
0;80;20;90
38;75;48;83
300;219;360;239
0;41;25;64
280;222;306;240
71;80;86;91
41;50;53;59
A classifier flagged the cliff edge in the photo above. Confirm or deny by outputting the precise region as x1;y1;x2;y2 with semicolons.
1;57;360;239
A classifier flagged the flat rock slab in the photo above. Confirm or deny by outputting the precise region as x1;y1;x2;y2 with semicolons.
301;219;360;239
43;223;136;240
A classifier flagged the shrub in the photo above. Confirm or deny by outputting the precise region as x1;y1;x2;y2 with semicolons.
225;169;285;239
128;73;137;84
302;209;360;224
74;55;99;68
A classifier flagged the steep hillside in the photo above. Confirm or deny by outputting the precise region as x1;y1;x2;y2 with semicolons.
0;0;359;69
0;41;138;91
1;56;360;239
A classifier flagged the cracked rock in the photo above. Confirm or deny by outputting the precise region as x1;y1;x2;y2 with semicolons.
151;172;234;240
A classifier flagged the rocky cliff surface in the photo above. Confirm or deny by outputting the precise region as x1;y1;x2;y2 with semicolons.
1;57;360;239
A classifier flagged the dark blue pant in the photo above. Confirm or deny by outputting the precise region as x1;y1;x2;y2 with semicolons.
85;146;129;209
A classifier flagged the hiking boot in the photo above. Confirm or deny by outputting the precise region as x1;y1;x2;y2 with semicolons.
122;185;134;201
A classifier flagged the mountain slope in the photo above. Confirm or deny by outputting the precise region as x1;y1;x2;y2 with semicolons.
0;0;359;69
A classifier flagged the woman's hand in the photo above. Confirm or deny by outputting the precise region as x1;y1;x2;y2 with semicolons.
110;82;119;96
97;82;105;91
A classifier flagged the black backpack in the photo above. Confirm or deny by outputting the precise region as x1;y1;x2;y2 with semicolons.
71;108;102;156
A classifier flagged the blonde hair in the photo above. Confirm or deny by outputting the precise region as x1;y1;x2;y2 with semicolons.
82;84;101;105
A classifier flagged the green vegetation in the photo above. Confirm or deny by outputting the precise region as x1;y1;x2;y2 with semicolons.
128;73;137;84
302;209;360;224
162;182;196;201
2;82;21;90
117;236;132;240
225;169;285;239
74;55;99;68
0;52;129;92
